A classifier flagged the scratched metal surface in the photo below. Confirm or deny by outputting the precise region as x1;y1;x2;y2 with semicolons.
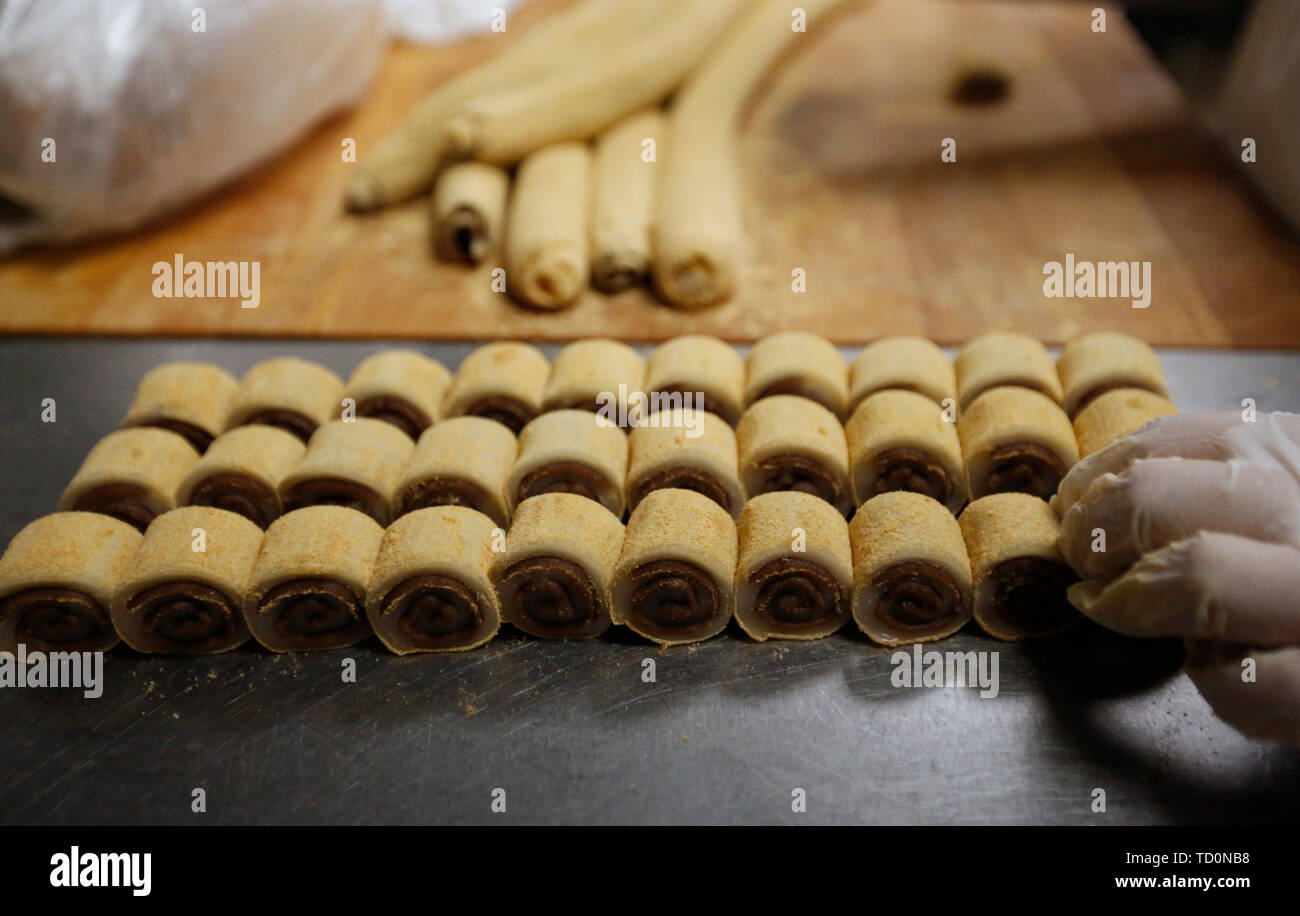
0;339;1296;826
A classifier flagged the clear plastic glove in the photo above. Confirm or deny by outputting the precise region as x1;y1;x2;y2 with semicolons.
1054;411;1300;744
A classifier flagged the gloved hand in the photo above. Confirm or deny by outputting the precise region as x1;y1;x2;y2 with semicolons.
1054;411;1300;744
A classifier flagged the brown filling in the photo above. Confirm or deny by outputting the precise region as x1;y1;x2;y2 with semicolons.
260;578;368;648
283;477;386;524
628;559;720;636
356;395;429;440
868;447;953;503
441;208;489;264
398;476;492;518
239;409;318;443
516;461;611;505
500;556;599;637
873;560;964;631
131;580;239;652
140;419;214;453
186;472;278;528
651;387;736;426
71;484;157;533
755;378;838;415
592;256;642;294
630;467;730;514
987;557;1078;635
464;395;536;434
755;454;846;513
984;442;1068;499
749;558;843;631
2;587;111;651
383;573;484;650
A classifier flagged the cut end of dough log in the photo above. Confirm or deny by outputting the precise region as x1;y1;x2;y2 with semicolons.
591;252;647;294
436;208;492;264
515;249;586;310
653;253;734;309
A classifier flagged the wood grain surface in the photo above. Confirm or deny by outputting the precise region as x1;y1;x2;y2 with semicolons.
1;0;1296;345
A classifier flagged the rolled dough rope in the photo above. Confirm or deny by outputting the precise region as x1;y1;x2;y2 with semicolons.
652;0;849;308
431;162;510;265
590;108;667;293
503;141;592;310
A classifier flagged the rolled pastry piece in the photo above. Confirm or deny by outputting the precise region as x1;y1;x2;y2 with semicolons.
543;338;646;416
279;418;416;525
734;492;852;641
59;427;200;533
503;141;592;310
1057;332;1170;417
111;506;263;654
442;341;549;434
1073;388;1179;459
176;425;306;529
491;493;625;639
644;334;745;425
849;491;974;646
119;361;239;453
395;416;517;528
367;506;502;653
745;331;849;418
627;408;743;519
341;350;452;440
0;513;142;653
431;162;510;265
591;108;665;293
507;409;628;517
226;357;345;443
958;492;1080;640
957;386;1079;500
243;506;383;652
848;336;955;411
611;488;737;645
954;331;1063;410
736;395;852;516
846;390;967;513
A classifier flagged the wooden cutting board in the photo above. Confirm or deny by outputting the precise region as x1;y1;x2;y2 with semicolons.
2;0;1297;345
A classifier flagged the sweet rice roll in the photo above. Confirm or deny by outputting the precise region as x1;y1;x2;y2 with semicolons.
849;491;974;646
846;390;967;513
507;409;628;517
226;357;345;442
955;331;1063;410
644;335;745;425
1056;332;1169;417
491;493;625;639
611;488;737;645
367;506;502;653
736;395;852;516
744;331;849;418
626;407;743;519
243;506;383;652
341;350;452;439
395;416;517;527
848;336;955;410
110;506;263;654
0;513;142;653
1072;387;1178;458
279;418;416;525
958;492;1080;640
543;338;646;416
119;361;240;453
177;425;306;528
957;387;1079;500
59;427;200;533
441;342;550;434
734;492;852;641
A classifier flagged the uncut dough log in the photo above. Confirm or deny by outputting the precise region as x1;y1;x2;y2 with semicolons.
226;357;345;443
849;337;956;411
627;408;743;519
395;416;518;527
645;334;745;425
591;108;666;292
653;0;847;308
120;361;239;453
745;332;849;418
611;488;738;645
958;387;1079;500
849;491;974;646
507;409;628;517
367;506;503;653
1072;388;1178;458
341;350;452;439
432;162;510;265
279;418;416;525
442;341;550;434
59;427;200;533
177;425;306;529
955;332;1063;410
491;492;625;639
846;390;967;513
958;493;1080;640
244;506;383;652
543;338;646;415
1056;332;1170;417
0;513;142;653
111;507;263;654
737;395;852;516
503;142;592;310
734;491;852;641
